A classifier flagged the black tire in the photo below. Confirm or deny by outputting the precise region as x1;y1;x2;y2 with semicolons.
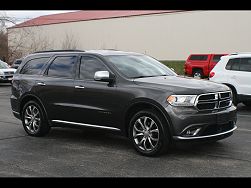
192;69;203;79
243;101;251;107
21;100;50;137
128;109;170;157
229;87;238;106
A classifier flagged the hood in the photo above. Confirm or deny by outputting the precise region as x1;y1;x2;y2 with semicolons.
134;75;230;95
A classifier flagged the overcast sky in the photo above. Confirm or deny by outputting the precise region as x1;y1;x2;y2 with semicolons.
0;10;76;27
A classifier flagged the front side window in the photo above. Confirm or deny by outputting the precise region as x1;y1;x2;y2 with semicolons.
47;56;77;78
20;57;50;75
240;58;251;72
79;56;107;80
189;55;208;61
106;55;176;78
225;58;240;71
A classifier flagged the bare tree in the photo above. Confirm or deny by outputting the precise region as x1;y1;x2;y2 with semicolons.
61;32;78;50
7;26;54;63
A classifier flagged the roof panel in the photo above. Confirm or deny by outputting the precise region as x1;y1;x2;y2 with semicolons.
10;10;183;28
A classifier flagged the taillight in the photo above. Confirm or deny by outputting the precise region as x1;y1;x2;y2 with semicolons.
209;72;215;78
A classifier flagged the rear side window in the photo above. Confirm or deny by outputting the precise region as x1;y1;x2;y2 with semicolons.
212;55;224;62
189;55;208;61
240;58;251;72
47;56;77;78
20;57;50;75
225;58;240;71
79;56;107;80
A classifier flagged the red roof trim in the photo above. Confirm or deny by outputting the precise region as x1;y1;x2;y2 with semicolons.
10;10;185;29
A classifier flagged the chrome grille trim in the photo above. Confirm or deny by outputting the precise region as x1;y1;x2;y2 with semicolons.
195;91;232;111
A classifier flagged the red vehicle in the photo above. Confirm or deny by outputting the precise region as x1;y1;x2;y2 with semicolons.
184;54;227;78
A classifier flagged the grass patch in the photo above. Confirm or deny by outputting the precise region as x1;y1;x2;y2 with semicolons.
160;60;185;75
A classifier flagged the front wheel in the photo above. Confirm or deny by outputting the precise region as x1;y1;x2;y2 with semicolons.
129;110;170;157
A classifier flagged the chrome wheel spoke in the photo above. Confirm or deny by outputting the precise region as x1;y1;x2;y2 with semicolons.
148;137;154;149
133;133;144;138
149;120;155;130
150;129;159;133
137;119;146;131
134;125;144;133
150;135;159;142
143;138;148;150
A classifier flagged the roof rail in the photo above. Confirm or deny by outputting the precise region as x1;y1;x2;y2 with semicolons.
230;52;251;55
33;50;85;53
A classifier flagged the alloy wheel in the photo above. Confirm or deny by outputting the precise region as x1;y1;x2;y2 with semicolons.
24;105;41;134
133;116;159;152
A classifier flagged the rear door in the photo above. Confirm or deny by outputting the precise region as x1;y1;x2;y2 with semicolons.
225;57;251;96
35;55;78;122
238;58;251;95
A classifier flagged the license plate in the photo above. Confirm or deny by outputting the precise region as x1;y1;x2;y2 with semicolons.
8;77;12;80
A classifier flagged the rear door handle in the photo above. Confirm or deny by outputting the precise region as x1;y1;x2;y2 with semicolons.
37;82;46;86
75;85;85;89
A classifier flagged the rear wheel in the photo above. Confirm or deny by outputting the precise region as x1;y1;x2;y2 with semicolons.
192;69;203;79
129;110;170;157
22;100;50;137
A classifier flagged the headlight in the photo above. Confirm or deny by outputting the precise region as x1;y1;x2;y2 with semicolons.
167;95;197;107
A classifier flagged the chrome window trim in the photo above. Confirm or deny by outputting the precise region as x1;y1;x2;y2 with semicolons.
173;125;237;140
52;120;120;131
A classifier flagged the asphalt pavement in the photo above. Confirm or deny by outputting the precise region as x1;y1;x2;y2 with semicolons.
0;83;251;177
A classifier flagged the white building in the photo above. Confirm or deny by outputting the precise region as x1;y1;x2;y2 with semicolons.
7;10;251;60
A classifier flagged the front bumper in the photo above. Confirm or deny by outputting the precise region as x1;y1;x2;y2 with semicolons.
165;105;237;141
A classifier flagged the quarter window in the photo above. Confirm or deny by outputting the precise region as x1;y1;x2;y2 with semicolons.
225;58;240;71
20;57;50;75
79;56;107;80
47;56;77;78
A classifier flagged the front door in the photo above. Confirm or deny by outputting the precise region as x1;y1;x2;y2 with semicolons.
72;55;120;130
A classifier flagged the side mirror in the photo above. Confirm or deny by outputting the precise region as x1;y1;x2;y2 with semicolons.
94;71;115;83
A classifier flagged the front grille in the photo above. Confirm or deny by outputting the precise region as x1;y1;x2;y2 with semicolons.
4;71;14;75
196;91;232;111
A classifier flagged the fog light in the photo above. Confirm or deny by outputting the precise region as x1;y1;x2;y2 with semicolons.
185;127;201;136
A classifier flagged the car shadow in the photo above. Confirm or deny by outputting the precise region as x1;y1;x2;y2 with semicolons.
43;127;230;157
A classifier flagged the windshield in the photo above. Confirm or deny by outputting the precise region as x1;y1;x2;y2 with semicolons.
106;55;177;78
0;60;9;69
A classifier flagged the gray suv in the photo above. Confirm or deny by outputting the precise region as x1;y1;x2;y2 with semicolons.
11;50;237;156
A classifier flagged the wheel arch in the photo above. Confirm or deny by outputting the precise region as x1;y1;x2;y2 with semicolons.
19;94;49;124
123;99;173;138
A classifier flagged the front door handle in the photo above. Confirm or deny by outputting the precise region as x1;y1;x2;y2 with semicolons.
37;82;46;86
75;85;85;89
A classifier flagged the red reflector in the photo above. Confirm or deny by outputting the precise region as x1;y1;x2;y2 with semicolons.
209;72;215;78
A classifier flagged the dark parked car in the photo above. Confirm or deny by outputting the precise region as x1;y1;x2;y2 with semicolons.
11;59;23;69
10;50;237;156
